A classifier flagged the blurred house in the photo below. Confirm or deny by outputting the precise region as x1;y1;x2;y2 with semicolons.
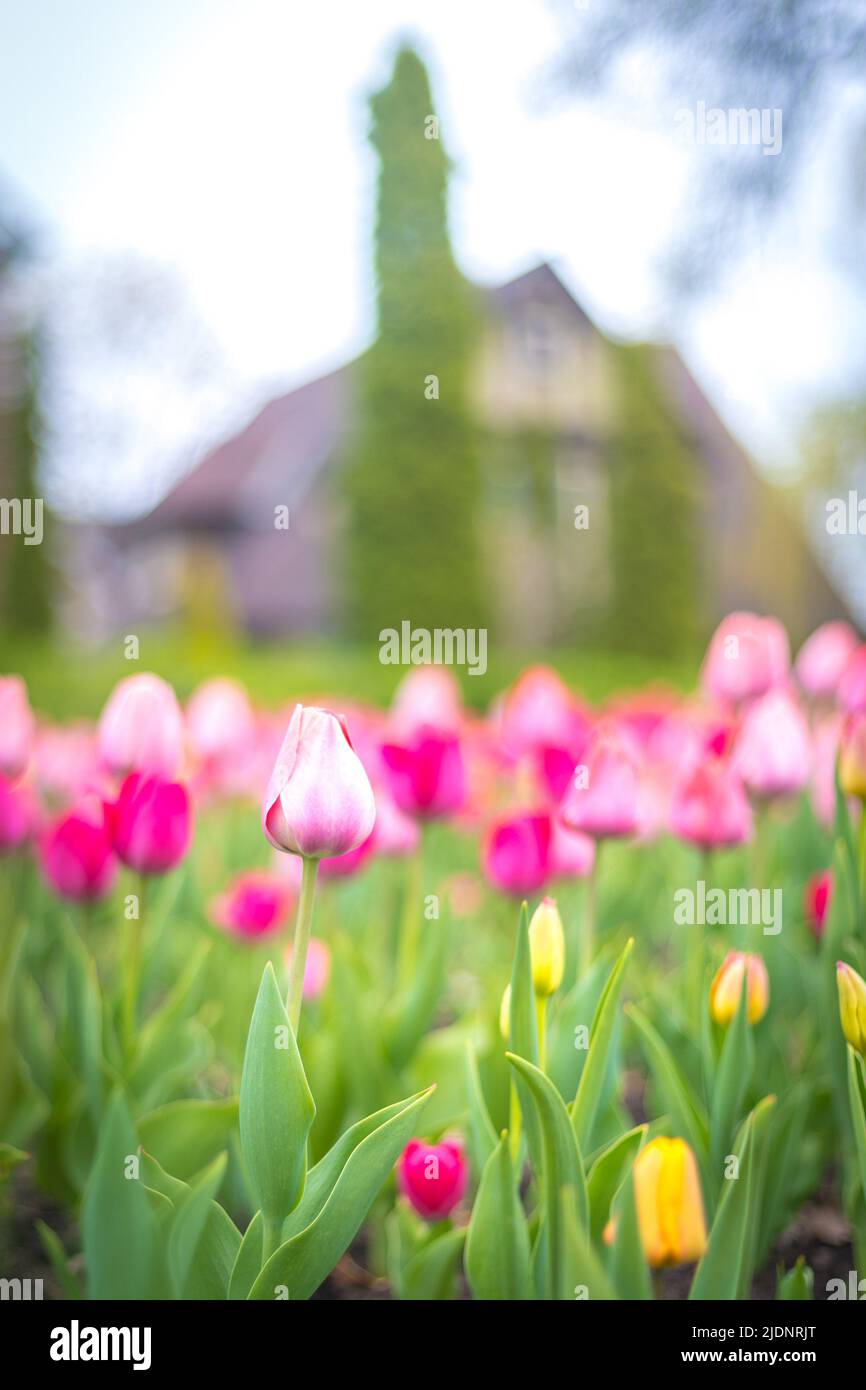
83;263;847;644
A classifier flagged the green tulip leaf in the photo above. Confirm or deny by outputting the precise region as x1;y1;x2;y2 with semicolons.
571;937;634;1152
248;1085;434;1300
506;1052;588;1299
689;1094;775;1301
465;1131;531;1299
138;1097;238;1183
587;1123;647;1243
82;1090;156;1299
239;962;315;1234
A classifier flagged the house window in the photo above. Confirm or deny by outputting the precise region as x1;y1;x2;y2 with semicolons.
519;303;560;370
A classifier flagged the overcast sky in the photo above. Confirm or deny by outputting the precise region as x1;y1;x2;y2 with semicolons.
2;0;864;519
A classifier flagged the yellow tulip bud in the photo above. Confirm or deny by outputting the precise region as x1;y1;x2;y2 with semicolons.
837;961;866;1055
632;1136;707;1268
499;983;511;1041
709;951;769;1026
839;715;866;800
528;897;565;998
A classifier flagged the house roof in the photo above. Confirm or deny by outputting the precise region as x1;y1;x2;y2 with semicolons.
111;261;607;540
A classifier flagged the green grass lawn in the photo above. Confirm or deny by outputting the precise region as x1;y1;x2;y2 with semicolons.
0;627;702;720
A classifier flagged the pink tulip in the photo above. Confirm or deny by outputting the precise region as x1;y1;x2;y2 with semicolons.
482;811;551;896
0;676;34;779
33;723;104;808
98;673;185;778
795;622;859;700
733;690;811;799
398;1137;468;1222
390;666;463;737
548;817;596;881
497;666;590;757
669;758;753;850
804;869;832;940
370;786;421;856
111;772;193;875
263;705;376;859
0;774;37;854
381;728;465;820
839;644;866;713
210;870;293;938
558;736;640;840
186;677;256;764
700;613;789;706
811;713;843;827
40;798;117;902
284;936;331;1001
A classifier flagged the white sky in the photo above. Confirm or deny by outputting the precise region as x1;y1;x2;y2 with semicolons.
2;0;864;518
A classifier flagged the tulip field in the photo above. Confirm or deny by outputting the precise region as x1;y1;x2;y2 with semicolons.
4;612;866;1304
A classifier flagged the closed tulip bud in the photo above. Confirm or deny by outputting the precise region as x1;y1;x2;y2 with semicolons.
700;612;789;706
482;811;551;897
110;772;193;875
804;869;832;940
795;622;858;700
709;951;769;1025
380;728;465;820
528;896;565;997
0;676;34;779
397;1137;468;1222
210;870;293;939
631;1137;707;1268
837;962;866;1055
40;798;117;902
839;714;866;799
499;983;511;1040
98;673;185;778
263;705;376;859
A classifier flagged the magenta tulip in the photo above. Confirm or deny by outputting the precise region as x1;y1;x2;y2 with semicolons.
700;613;789;706
98;673;185;778
733;689;811;799
210;870;293;939
111;772;193;875
795;622;859;701
0;676;34;780
40;799;117;902
381;728;465;820
263;705;376;859
804;869;832;940
398;1137;468;1222
390;666;463;737
482;811;551;896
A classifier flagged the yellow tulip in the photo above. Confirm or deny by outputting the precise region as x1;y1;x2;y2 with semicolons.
709;951;769;1026
528;897;565;998
499;983;511;1041
839;715;866;800
837;961;866;1055
633;1136;708;1268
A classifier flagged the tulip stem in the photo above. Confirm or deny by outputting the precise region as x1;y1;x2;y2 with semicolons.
121;874;147;1059
581;847;600;978
286;856;319;1033
535;997;547;1071
261;1213;282;1269
398;838;424;986
858;799;866;915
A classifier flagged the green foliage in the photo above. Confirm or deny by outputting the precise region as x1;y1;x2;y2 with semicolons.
607;342;704;656
1;330;52;636
342;46;486;637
